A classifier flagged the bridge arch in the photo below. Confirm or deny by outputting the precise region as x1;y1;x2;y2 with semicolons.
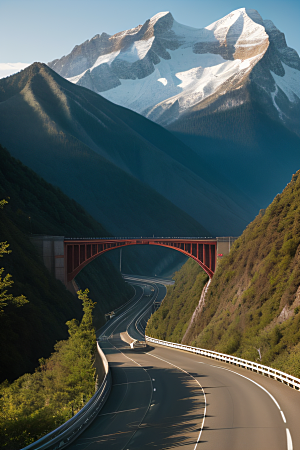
64;238;217;283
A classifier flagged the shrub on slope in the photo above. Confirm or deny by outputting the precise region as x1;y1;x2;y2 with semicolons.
0;290;96;449
146;171;300;377
186;171;300;376
146;259;208;343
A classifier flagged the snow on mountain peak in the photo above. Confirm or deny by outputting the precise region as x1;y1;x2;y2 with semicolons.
150;11;171;23
48;8;300;134
205;8;267;47
245;9;264;26
119;37;155;63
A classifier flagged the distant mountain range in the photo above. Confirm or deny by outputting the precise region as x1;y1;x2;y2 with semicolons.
49;8;300;136
48;8;300;210
0;62;256;239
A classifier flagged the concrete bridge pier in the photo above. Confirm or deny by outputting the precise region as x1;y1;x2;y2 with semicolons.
216;236;237;259
30;235;66;284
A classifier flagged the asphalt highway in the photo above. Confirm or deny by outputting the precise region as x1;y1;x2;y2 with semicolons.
69;278;300;450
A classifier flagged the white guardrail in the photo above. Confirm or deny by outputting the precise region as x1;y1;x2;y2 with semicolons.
145;335;300;391
21;343;111;450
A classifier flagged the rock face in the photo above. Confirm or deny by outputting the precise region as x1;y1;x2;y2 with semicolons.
49;8;300;135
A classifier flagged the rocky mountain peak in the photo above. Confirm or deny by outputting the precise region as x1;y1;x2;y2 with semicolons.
48;8;300;135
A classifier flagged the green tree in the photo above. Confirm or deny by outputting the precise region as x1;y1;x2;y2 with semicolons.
0;288;97;448
0;200;28;314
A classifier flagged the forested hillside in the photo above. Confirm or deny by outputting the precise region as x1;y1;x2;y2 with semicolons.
0;289;96;449
147;171;300;377
146;259;208;343
0;144;133;381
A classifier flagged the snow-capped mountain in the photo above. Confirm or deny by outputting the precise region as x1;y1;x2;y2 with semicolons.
49;8;300;134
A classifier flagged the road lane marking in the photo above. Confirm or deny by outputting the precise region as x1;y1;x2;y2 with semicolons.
98;287;144;338
196;361;292;449
286;428;293;450
88;278;165;450
107;337;154;449
281;411;286;423
146;352;206;450
197;362;282;410
127;283;159;339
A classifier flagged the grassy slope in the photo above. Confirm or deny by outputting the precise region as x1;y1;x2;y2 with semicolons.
146;259;208;343
147;171;300;377
0;144;133;381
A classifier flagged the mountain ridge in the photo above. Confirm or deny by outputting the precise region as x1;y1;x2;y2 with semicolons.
0;62;257;239
48;8;300;136
168;97;300;207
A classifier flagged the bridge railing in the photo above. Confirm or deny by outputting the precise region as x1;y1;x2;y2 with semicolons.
21;343;111;450
145;335;300;391
64;236;215;240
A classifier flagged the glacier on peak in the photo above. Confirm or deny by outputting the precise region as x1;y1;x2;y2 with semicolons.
150;11;171;23
270;62;300;103
205;8;268;48
49;8;300;133
118;37;155;63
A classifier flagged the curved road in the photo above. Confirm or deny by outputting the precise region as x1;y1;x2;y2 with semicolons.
69;278;300;450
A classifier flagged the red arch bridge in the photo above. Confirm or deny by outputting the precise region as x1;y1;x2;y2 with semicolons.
30;236;237;290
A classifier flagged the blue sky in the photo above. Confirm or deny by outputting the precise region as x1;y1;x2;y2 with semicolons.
1;0;299;63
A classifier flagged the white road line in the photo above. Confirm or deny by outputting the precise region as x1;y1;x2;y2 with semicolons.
98;287;144;338
107;334;154;449
286;428;293;450
126;282;159;339
146;352;206;450
207;363;281;409
196;361;292;449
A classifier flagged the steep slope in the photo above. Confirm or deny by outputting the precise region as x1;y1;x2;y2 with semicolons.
146;259;208;342
49;8;300;135
0;143;133;381
169;99;300;207
0;62;257;239
147;170;300;377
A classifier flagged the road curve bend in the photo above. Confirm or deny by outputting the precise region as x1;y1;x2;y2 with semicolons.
68;278;300;450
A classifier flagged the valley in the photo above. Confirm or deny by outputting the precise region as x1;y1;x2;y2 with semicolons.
0;3;300;449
